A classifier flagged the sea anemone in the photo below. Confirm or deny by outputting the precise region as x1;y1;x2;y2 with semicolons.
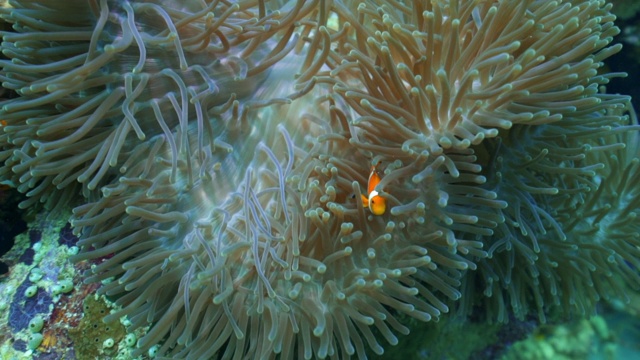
457;108;640;323
321;0;628;274
0;0;638;359
326;0;621;151
320;0;639;325
70;52;478;358
0;0;301;210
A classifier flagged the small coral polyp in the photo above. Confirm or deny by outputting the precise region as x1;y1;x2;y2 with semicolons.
0;0;639;359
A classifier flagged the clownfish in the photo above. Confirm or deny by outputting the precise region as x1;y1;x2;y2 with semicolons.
360;163;386;215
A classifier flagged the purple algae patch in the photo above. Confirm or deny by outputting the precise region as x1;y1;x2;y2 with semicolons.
9;280;52;332
16;229;41;265
18;248;35;265
470;316;537;359
12;339;27;352
36;351;64;360
57;223;77;247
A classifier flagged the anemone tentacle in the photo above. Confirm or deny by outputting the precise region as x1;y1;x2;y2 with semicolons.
0;0;304;209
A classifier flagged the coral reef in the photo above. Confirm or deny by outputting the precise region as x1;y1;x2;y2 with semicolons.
0;218;88;359
502;316;617;360
0;0;638;359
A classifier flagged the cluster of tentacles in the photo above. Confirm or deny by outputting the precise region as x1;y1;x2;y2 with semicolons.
0;0;638;359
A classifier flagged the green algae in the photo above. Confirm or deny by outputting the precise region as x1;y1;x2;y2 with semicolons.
68;295;126;359
502;317;617;360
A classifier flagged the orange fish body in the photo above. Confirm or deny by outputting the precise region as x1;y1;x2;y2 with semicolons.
360;164;386;215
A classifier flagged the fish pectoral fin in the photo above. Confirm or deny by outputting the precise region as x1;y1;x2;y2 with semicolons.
360;194;369;207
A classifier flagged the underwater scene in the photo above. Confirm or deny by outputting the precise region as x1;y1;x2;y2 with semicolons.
0;0;639;359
